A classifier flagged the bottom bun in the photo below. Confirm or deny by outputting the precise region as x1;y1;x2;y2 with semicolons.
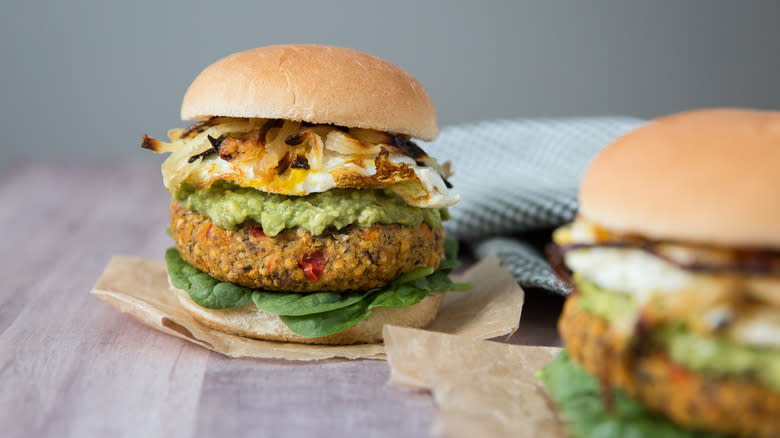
173;287;442;345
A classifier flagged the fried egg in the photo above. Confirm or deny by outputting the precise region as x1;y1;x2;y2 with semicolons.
147;118;459;208
190;150;457;208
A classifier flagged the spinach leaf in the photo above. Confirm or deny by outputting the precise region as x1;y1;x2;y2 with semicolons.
367;284;430;310
165;248;253;309
538;351;726;438
390;266;435;285
251;290;369;316
443;238;460;268
280;299;372;337
410;270;471;292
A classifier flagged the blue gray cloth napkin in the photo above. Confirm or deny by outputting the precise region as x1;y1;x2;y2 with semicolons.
423;117;642;294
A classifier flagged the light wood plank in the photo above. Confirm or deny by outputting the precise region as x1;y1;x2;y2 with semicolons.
193;357;436;438
0;163;208;438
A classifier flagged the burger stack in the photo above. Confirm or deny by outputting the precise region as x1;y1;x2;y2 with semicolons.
543;109;780;437
142;45;467;345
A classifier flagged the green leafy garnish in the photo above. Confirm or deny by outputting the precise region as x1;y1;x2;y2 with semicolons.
538;351;726;438
367;284;430;310
166;248;253;309
389;266;435;284
280;300;373;338
164;238;470;337
251;291;368;316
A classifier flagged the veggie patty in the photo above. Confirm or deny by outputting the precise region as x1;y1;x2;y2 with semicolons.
170;200;444;292
559;295;780;438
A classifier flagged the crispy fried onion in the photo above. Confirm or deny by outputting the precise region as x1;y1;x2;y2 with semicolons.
332;148;417;186
322;129;450;184
558;219;780;276
144;118;268;191
141;118;454;203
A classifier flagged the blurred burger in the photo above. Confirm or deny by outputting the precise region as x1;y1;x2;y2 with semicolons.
541;108;780;437
142;45;467;345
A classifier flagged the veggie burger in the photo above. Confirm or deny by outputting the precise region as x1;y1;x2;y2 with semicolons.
541;109;780;437
142;45;467;345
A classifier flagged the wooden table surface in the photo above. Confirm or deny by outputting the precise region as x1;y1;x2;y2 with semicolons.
0;162;563;438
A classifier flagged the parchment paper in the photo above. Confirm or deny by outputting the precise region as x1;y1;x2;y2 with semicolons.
384;325;563;438
91;255;524;360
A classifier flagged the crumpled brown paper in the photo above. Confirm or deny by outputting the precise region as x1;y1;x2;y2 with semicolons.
91;254;524;360
384;325;563;438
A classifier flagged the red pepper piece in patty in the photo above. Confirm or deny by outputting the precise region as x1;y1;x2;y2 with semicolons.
299;250;326;282
249;226;265;238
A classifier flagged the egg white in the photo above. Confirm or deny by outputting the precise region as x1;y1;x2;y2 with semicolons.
190;151;459;208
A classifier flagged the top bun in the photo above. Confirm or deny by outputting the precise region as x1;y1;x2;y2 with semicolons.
579;108;780;249
180;44;439;141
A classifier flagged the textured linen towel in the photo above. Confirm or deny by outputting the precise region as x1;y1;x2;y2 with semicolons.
423;117;642;294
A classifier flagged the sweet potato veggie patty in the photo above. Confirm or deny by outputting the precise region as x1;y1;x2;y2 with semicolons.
170;200;444;292
559;295;780;438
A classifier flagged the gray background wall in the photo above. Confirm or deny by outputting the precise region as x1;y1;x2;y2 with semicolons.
2;1;779;171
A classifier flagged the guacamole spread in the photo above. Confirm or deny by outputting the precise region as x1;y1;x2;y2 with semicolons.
174;181;442;236
574;273;637;323
575;275;780;392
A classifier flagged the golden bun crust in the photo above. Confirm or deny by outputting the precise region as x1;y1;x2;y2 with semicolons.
173;287;442;345
181;44;439;141
580;108;780;248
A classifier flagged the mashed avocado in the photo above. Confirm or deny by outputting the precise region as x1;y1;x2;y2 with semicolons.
174;180;442;236
663;327;780;392
574;273;637;323
574;275;780;392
